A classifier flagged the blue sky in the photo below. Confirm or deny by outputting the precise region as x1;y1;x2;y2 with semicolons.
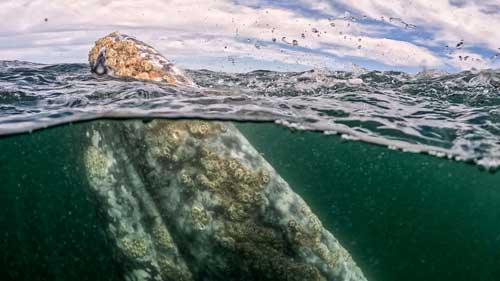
0;0;499;73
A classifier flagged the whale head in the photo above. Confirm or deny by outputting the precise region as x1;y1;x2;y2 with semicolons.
88;32;194;86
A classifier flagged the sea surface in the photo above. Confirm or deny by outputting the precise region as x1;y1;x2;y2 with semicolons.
0;61;499;281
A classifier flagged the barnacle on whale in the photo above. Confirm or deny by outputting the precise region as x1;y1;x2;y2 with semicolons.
178;169;195;189
158;256;192;281
145;121;188;159
84;146;108;179
146;124;332;280
151;222;174;250
121;238;149;260
191;206;211;230
143;120;225;162
89;32;194;84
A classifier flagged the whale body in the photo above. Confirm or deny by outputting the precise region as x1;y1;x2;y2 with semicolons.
84;32;368;281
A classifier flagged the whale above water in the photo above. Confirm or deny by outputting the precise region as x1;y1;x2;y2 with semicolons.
84;32;368;281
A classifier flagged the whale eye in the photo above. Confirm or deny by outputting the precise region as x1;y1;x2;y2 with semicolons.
95;65;106;75
92;52;108;76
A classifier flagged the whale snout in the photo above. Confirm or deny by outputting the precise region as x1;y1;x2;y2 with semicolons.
88;32;194;86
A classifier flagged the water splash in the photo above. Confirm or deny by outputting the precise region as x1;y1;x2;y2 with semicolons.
1;61;499;169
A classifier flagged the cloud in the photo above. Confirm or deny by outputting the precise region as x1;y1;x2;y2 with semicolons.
334;0;500;53
322;36;441;67
0;0;495;72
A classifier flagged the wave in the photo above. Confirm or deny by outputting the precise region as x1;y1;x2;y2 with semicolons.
0;60;499;169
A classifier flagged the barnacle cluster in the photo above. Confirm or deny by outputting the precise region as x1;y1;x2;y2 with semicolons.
222;221;323;281
84;146;108;179
178;169;195;189
150;222;193;280
284;207;323;248
316;245;340;268
145;120;224;160
168;126;324;280
122;238;148;259
191;206;210;230
141;119;338;280
158;256;192;281
287;219;321;248
176;141;271;223
88;32;175;83
152;222;174;250
185;120;225;139
289;205;353;269
202;152;268;203
146;122;189;160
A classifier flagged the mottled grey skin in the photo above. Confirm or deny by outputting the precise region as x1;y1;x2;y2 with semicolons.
83;33;367;281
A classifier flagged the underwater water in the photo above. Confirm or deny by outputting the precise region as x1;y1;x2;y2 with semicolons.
1;120;500;281
239;123;500;281
0;61;500;281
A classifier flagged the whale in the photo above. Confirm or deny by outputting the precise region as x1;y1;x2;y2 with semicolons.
84;32;368;281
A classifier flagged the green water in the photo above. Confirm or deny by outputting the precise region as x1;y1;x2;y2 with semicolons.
1;120;499;281
238;123;500;281
0;123;121;281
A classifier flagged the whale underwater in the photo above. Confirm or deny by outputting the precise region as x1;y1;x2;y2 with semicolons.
84;32;368;281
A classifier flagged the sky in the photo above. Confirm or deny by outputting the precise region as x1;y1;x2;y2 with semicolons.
0;0;499;73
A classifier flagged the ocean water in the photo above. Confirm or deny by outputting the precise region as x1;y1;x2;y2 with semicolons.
0;61;499;281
